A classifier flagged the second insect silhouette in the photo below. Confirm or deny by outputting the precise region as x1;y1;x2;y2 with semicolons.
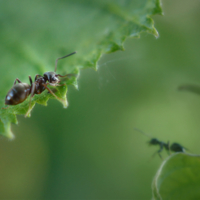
134;128;187;159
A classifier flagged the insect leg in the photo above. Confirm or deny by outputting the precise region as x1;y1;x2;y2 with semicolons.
54;74;77;86
25;82;36;117
29;76;33;85
13;78;22;85
152;143;164;160
35;74;42;81
2;106;9;110
56;73;77;78
42;83;66;103
47;82;65;87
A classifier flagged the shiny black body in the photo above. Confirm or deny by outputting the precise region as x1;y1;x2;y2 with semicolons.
5;74;56;106
4;51;76;115
148;138;186;159
5;82;31;105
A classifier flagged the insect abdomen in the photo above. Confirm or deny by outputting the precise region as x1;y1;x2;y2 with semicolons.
5;83;31;105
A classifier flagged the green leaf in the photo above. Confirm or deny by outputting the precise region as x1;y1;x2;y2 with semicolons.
0;0;162;138
152;153;200;200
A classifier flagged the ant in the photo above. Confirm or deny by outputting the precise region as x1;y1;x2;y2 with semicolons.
3;51;76;117
134;128;187;159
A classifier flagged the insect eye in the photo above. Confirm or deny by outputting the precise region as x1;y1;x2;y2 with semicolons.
51;76;59;83
44;74;48;79
51;77;56;82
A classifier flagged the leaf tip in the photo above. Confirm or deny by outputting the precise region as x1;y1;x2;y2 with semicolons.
152;27;159;38
3;124;15;140
24;104;36;118
8;132;15;140
61;98;68;108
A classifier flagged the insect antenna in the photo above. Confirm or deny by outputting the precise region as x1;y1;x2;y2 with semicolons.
134;128;152;138
55;51;77;72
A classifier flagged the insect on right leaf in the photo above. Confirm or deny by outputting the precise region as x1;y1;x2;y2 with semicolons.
3;51;77;117
134;128;187;159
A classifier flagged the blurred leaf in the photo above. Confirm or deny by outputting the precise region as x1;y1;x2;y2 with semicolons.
0;0;162;138
152;153;200;200
179;84;200;95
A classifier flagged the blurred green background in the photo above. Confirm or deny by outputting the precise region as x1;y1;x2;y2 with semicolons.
1;0;200;199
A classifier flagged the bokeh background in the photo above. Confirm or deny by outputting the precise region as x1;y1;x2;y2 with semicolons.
1;0;200;199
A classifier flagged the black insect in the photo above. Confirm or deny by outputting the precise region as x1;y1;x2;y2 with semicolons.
4;51;76;117
134;128;186;159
